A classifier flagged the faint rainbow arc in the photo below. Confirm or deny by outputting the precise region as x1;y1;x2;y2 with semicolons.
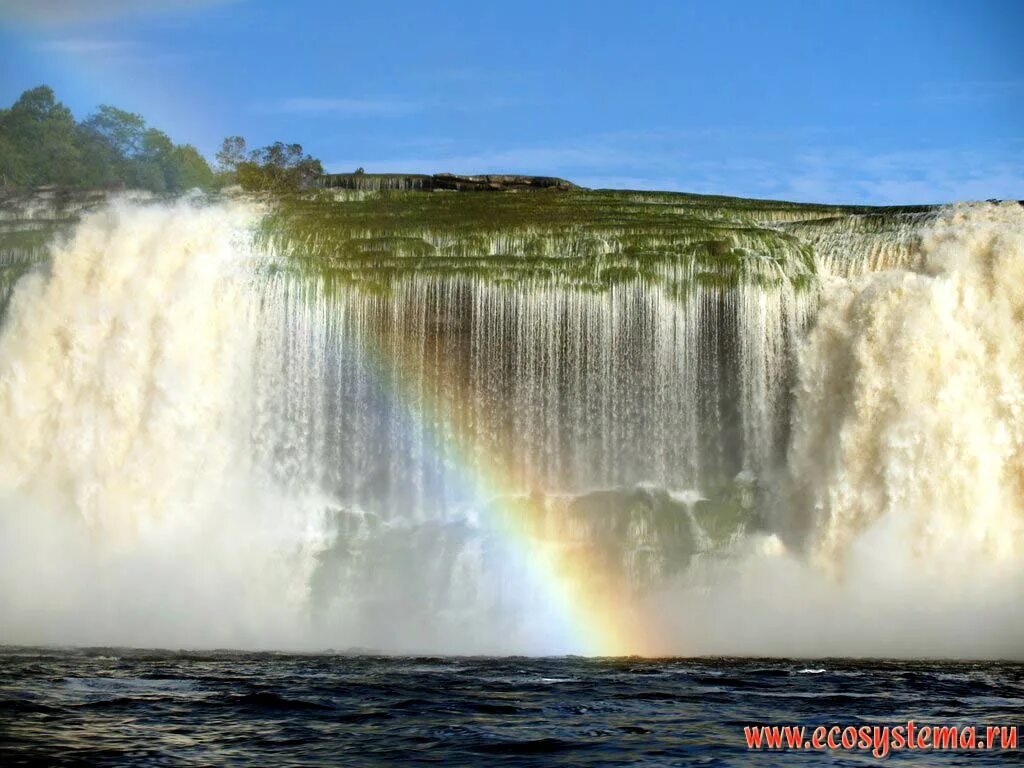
330;282;665;657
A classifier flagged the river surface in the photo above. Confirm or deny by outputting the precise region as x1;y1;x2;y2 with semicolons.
0;649;1020;766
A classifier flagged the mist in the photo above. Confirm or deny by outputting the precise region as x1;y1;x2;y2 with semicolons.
0;197;1021;659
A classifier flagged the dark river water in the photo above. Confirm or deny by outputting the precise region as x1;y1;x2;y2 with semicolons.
0;649;1020;766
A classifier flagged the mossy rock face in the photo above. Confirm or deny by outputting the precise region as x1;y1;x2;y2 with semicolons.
257;188;937;295
0;186;938;302
308;476;767;621
0;188;115;258
0;188;118;310
691;473;763;546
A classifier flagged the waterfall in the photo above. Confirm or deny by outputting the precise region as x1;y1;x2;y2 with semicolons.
788;202;1024;569
659;202;1024;659
0;193;1020;657
0;200;255;531
265;277;809;511
0;199;331;648
246;264;811;652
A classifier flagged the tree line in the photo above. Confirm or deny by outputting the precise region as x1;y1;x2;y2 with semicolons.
0;85;323;194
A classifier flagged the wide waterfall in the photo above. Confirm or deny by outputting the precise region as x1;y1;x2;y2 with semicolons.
0;191;1020;657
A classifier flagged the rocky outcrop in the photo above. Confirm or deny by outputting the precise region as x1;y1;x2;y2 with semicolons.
316;172;580;192
430;174;579;191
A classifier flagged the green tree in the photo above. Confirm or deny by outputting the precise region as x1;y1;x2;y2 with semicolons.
215;135;247;172
74;120;122;188
169;144;215;191
0;123;26;189
82;105;146;157
0;86;82;187
0;85;281;195
224;139;323;192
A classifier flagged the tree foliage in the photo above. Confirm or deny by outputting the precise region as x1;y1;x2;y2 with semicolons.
216;136;323;193
0;85;324;196
0;85;214;193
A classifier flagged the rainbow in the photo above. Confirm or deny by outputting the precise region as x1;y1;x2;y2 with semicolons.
8;27;223;159
7;17;672;650
344;291;669;657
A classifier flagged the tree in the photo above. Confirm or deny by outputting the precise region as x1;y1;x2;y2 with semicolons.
0;85;216;193
0;85;327;195
0;124;26;189
169;145;214;191
74;120;122;187
0;86;82;187
218;137;323;193
215;135;247;173
140;128;174;168
82;105;146;157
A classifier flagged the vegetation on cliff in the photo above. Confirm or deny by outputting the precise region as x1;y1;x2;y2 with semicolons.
0;85;324;196
0;87;214;194
215;136;323;193
257;188;932;294
0;84;935;299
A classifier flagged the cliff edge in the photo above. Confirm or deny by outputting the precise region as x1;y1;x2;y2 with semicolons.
316;172;580;192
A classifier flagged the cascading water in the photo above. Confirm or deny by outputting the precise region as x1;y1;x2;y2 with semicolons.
0;199;331;648
788;202;1024;569
0;192;1020;657
665;202;1024;659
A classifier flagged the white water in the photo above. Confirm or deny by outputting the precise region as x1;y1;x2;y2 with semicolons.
790;203;1024;566
659;203;1024;658
0;199;331;648
0;196;1021;657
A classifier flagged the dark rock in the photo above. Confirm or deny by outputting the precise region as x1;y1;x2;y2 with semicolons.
430;173;579;192
315;172;580;192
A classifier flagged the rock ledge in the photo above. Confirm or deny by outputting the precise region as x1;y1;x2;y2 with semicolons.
316;172;580;192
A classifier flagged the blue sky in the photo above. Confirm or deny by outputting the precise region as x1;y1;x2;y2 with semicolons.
0;0;1021;204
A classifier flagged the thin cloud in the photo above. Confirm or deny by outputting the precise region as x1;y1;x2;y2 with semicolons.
766;147;1024;205
918;80;1024;106
37;38;136;55
573;174;687;192
324;137;671;176
326;133;1024;205
264;97;421;118
0;0;238;25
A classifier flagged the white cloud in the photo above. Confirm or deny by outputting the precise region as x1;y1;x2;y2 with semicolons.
325;134;1024;205
917;80;1024;106
0;0;237;25
324;136;673;177
264;97;421;118
572;174;687;192
37;37;135;54
771;148;1024;205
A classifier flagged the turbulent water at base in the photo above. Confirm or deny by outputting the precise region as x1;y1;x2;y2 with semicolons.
0;195;1021;659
